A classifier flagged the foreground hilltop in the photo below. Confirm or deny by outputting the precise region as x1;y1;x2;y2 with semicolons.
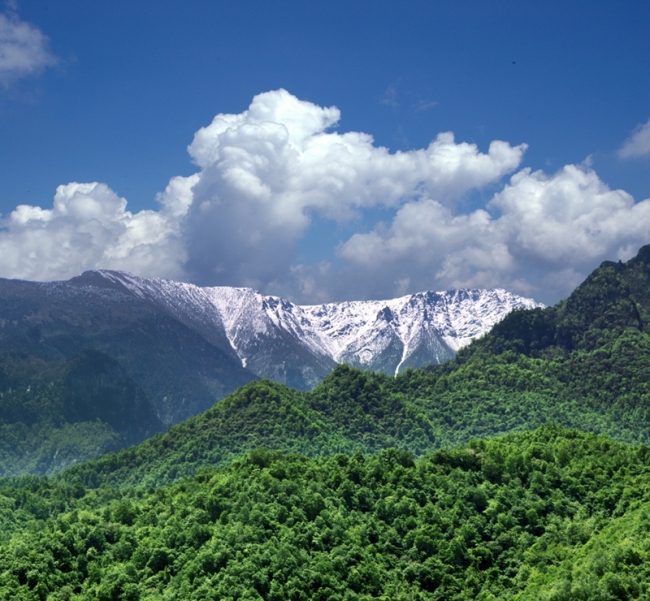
3;427;650;599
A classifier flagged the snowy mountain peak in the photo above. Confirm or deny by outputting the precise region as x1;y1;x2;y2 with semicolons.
301;287;540;375
72;270;542;384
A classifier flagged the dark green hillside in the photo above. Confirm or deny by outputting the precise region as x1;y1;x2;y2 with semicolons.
461;244;650;359
0;275;255;425
60;369;444;488
2;428;650;599
0;272;257;477
60;380;332;488
58;345;647;490
0;350;163;477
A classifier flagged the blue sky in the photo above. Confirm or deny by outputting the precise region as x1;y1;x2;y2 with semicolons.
0;0;648;304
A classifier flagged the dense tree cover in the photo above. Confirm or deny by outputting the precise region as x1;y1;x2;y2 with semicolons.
60;322;650;489
0;351;162;477
461;244;650;359
60;368;457;488
1;427;650;599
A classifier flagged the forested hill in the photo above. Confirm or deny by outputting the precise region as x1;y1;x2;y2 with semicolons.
55;244;650;488
2;427;650;600
458;243;650;359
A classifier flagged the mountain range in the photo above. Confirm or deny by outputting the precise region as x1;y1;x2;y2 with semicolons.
1;246;650;599
0;269;538;418
59;243;650;488
0;270;536;474
71;270;540;385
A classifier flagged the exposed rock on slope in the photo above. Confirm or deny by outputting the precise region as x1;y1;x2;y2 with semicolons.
82;271;538;381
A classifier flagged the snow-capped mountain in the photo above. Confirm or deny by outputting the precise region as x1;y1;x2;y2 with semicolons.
0;269;541;423
73;271;541;385
301;289;541;375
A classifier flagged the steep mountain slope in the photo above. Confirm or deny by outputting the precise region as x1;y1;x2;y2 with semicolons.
0;270;538;404
204;286;338;389
0;274;256;425
0;349;163;476
302;288;538;374
458;243;650;361
207;286;539;378
83;270;539;383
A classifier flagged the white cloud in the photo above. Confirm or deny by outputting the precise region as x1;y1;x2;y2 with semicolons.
414;100;438;112
618;118;650;159
0;179;193;281
0;89;648;305
180;89;526;288
336;164;650;302
0;10;57;84
0;90;523;289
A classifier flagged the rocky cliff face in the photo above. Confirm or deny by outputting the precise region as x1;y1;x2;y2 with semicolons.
301;288;540;375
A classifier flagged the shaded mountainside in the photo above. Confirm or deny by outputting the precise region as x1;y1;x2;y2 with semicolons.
0;272;257;477
0;274;256;425
3;428;650;599
60;371;439;489
0;270;537;426
69;271;538;386
459;244;650;359
59;244;650;489
0;350;163;477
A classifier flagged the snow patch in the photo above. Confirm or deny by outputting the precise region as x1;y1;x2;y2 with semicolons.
70;270;542;375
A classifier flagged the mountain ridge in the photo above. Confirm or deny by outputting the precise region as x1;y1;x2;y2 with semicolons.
0;270;540;475
76;269;541;380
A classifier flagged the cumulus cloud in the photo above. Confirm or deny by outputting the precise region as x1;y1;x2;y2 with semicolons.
336;164;650;302
180;89;526;288
0;178;194;281
0;89;648;305
0;10;57;85
618;118;650;159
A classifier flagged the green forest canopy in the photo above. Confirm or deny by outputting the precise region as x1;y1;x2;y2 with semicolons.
1;427;650;600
